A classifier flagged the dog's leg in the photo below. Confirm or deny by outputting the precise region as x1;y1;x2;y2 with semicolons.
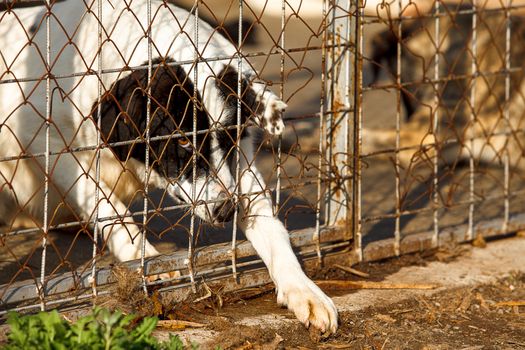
97;203;160;262
73;178;160;262
237;139;338;333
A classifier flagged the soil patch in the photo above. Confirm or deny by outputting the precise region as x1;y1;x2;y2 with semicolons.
200;271;525;349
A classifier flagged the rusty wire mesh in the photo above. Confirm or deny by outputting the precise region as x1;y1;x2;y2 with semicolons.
360;0;525;257
0;0;524;315
0;0;351;313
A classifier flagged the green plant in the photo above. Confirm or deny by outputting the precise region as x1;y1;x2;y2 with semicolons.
3;307;189;350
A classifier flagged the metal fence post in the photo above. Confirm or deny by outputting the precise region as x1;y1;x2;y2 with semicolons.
324;0;359;249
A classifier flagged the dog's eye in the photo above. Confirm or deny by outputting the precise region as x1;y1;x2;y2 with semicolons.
178;137;192;151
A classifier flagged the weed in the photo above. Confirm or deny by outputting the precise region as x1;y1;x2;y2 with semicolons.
3;307;190;350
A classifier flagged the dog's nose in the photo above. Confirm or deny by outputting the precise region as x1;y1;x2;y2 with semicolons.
213;192;235;223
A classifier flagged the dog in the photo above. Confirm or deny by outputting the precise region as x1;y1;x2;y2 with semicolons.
0;1;337;332
364;4;525;169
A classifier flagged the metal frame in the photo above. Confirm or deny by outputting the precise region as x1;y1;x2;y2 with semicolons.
1;0;524;315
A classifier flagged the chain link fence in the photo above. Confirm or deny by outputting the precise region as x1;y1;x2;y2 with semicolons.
0;0;524;315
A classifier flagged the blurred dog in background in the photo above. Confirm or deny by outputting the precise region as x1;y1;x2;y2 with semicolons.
364;1;525;169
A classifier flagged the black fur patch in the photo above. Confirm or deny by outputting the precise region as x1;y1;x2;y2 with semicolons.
214;65;258;161
216;64;259;118
93;58;210;180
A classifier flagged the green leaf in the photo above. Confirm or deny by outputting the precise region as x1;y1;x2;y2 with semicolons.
159;334;185;350
4;308;200;349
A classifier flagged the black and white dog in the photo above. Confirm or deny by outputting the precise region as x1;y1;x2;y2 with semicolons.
0;1;337;332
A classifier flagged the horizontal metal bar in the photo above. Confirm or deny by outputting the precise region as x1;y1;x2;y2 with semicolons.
0;290;105;316
0;121;255;164
361;129;525;158
363;67;524;93
0;175;340;238
0;107;352;164
151;241;352;291
0;220;88;239
0;0;64;11
3;210;523;314
0;240;353;316
363;214;524;262
362;189;525;223
360;3;525;24
0;44;336;86
0;226;345;307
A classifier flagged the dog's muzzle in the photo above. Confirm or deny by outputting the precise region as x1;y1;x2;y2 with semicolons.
213;192;235;223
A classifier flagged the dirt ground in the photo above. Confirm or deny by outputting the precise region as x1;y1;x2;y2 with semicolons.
1;235;524;349
135;235;525;349
193;274;525;349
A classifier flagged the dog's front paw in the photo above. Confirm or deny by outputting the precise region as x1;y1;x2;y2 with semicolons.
261;95;286;136
277;276;338;333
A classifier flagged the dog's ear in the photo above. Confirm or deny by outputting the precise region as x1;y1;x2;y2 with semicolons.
94;70;150;162
215;65;257;125
93;62;210;179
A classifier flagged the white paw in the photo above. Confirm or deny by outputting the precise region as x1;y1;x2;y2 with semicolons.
276;276;338;333
262;96;287;136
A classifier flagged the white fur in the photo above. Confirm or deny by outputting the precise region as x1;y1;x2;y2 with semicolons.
0;0;337;332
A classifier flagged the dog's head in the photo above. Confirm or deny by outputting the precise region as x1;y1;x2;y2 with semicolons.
95;59;264;224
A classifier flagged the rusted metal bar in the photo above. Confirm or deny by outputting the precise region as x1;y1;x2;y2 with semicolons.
363;215;525;262
0;46;332;86
394;0;402;256
431;0;441;249
38;0;52;311
316;0;328;262
325;0;353;231
360;3;525;24
361;129;525;158
0;226;346;309
467;0;478;242
352;0;363;260
362;66;524;92
0;0;62;11
361;189;525;223
3;214;523;313
503;0;511;231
